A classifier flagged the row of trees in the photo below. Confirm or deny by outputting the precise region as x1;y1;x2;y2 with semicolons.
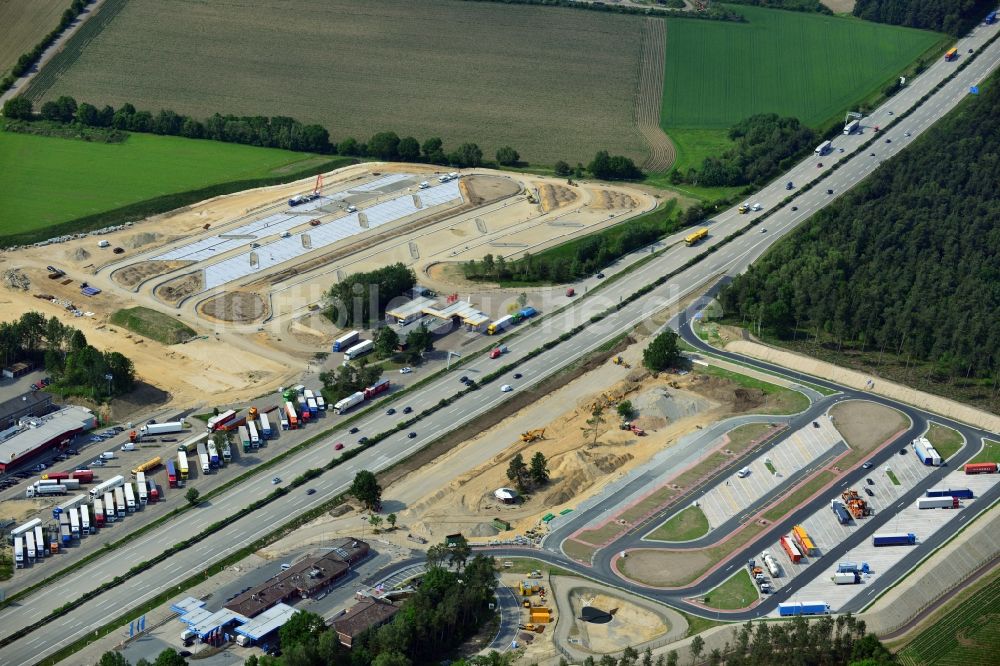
319;360;384;405
0;0;92;94
325;263;416;328
853;0;995;35
0;312;135;400
506;451;549;492
373;323;434;365
98;648;187;666
674;114;817;188
588;150;642;181
462;201;680;284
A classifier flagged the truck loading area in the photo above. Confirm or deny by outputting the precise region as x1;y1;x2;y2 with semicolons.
766;467;999;615
693;416;844;533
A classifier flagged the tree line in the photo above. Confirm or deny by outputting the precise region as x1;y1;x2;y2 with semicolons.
462;200;682;284
98;648;187;666
853;0;995;35
0;312;135;401
673;113;817;188
325;263;416;328
0;0;92;95
458;0;747;22
720;75;1000;393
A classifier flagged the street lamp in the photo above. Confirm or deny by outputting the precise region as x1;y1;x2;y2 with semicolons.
104;373;113;395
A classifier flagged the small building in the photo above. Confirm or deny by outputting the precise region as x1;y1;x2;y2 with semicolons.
0;406;96;473
385;297;437;326
332;599;399;648
493;487;519;505
235;603;299;647
2;362;33;379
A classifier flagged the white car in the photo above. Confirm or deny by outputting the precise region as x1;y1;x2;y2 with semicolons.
751;202;762;211
737;467;750;478
399;367;413;374
500;384;513;393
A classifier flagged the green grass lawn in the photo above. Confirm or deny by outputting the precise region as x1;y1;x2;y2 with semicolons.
647;505;710;541
925;423;964;461
661;5;945;131
0;129;328;241
702;570;758;610
886;470;901;485
109;307;197;345
970;439;1000;464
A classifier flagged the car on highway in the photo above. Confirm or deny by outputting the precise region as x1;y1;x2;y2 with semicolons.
359;436;369;444
386;407;396;415
335;443;344;450
501;384;513;392
460;376;469;384
827;189;834;194
408;432;417;439
271;477;281;484
513;373;522;379
904;131;911;137
403;406;412;414
885;138;892;143
349;427;359;434
817;162;823;168
791;206;798;211
596;272;605;279
862;462;874;469
785;181;793;190
400;367;413;374
864;487;875;497
306;488;316;495
866;477;875;485
760;228;767;233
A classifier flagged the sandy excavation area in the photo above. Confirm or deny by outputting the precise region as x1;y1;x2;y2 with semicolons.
566;588;671;653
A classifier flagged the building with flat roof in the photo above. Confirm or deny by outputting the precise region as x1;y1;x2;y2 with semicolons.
385;297;490;332
235;603;299;647
0;391;53;430
225;538;369;617
332;599;400;648
0;405;96;472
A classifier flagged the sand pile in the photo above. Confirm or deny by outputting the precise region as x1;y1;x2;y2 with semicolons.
568;588;670;652
2;269;29;291
127;232;162;249
70;247;91;261
634;386;713;422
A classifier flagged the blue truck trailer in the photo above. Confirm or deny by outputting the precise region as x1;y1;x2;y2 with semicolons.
831;500;851;525
778;601;830;617
873;533;916;547
927;487;973;499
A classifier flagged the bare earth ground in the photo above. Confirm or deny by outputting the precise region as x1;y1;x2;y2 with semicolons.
726;340;1000;433
636;17;675;171
821;0;856;13
829;400;908;452
198;291;268;324
566;588;670;652
111;260;190;288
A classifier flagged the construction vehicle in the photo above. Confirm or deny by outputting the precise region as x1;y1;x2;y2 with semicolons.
525;188;536;204
248;406;259;421
520;429;545;443
841;490;871;519
619;421;646;436
612;356;631;369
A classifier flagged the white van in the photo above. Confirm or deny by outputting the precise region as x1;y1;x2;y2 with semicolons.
100;451;115;460
737;467;751;478
120;443;136;452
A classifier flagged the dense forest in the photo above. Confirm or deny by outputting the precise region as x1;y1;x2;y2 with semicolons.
853;0;995;35
325;263;416;328
0;312;135;400
720;77;1000;404
675;114;816;188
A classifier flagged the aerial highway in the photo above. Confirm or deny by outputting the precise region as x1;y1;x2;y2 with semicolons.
2;17;999;666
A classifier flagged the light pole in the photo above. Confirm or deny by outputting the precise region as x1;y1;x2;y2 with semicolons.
104;373;113;396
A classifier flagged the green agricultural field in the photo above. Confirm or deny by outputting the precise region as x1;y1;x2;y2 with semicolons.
662;6;944;131
0;129;334;244
0;0;68;76
26;0;647;165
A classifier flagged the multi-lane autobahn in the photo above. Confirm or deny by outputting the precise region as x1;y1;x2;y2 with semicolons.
2;16;999;666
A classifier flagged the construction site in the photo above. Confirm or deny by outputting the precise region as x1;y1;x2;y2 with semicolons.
0;163;656;409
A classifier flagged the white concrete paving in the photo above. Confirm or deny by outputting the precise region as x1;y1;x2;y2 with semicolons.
700;417;842;530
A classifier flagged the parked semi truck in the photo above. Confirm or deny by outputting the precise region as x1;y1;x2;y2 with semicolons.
831;500;852;524
89;475;125;499
136;472;148;504
792;525;815;556
59;513;71;544
780;535;803;562
42;470;94;483
927;487;973;499
912;437;942;466
114;487;126;517
248;421;260;448
222;441;232;463
207;440;220;468
52;494;88;518
918;496;960;509
833;571;861;584
177;451;189;481
333;330;360;352
93;498;105;527
104;491;116;523
178;432;208;453
166;460;178;488
197;440;210;473
345;339;374;360
364;378;390;399
69;507;80;538
26;483;68;498
140;421;184;437
285;401;299;429
206;409;236;431
130;456;162;476
259;412;272;439
778;601;829;617
873;533;916;547
334;392;364;415
837;562;870;574
965;462;998;474
762;552;781;577
239;425;251;453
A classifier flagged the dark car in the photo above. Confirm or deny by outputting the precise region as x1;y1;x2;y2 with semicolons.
812;421;819;428
596;272;605;279
66;449;78;455
359;436;369;444
513;373;522;380
408;432;417;439
349;427;359;434
785;181;794;190
791;206;798;211
885;138;892;143
817;162;824;168
460;376;469;383
864;487;874;497
862;462;874;469
386;408;396;415
306;488;316;495
826;189;834;194
335;443;344;450
866;477;875;485
899;448;908;455
403;406;412;414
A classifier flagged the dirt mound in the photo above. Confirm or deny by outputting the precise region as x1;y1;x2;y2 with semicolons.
2;269;29;291
689;376;767;413
468;522;500;537
111;260;190;288
69;247;90;261
126;232;163;249
591;190;638;210
155;271;204;304
635;387;714;422
462;175;520;206
543;449;633;505
538;183;579;212
199;291;267;323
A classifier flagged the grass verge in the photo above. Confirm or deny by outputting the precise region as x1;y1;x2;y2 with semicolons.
969;439;1000;464
646;505;710;542
886;470;901;485
108;307;197;345
702;569;758;610
924;423;964;461
675;608;728;636
498;557;574;578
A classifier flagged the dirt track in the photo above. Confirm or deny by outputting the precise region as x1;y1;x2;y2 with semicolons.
636;18;675;172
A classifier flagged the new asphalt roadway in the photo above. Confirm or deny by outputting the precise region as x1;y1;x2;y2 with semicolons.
2;17;1000;666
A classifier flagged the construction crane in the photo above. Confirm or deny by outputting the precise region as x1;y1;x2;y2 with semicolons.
520;429;545;443
312;173;324;195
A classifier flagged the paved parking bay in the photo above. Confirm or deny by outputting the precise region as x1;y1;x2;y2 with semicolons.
779;469;1000;613
700;417;842;530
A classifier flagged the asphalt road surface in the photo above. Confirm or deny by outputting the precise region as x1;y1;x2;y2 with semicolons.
2;18;1000;666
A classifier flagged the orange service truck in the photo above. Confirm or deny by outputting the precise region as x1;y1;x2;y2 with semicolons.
945;47;958;61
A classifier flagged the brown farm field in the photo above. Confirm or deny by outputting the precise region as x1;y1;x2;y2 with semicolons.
25;0;650;165
0;0;68;75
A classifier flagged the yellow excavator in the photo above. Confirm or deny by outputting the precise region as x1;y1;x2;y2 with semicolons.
612;355;631;369
520;428;545;443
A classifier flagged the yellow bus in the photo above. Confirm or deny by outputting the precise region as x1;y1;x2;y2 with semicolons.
684;228;709;246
